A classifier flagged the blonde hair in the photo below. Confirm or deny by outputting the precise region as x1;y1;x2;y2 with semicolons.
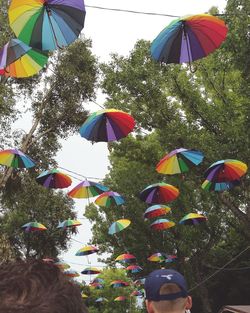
151;283;187;313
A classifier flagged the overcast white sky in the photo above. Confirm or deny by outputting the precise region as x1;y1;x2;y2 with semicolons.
55;0;227;282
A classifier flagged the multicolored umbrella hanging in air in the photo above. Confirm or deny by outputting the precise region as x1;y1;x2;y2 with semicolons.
140;183;179;204
36;169;72;189
81;267;102;275
114;296;127;302
110;280;129;288
75;245;99;256
156;148;204;175
92;277;104;284
68;180;109;199
144;205;171;219
54;261;70;270
108;219;131;235
22;222;47;232
96;297;108;303
80;109;135;142
90;283;104;289
147;252;168;263
115;253;136;263
0;38;48;78
95;191;125;207
57;219;82;229
202;159;247;191
0;149;36;168
8;0;86;51
64;269;79;278
125;265;143;273
150;219;175;231
179;213;207;225
151;14;228;64
131;290;144;297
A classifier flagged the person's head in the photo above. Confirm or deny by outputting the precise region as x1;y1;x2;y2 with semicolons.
0;259;88;313
144;269;192;313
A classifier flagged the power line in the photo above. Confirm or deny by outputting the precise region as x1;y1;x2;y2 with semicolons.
85;5;180;18
188;246;250;292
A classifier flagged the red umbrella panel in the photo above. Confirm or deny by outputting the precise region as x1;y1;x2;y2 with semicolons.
140;183;179;204
144;205;171;219
115;253;136;264
110;280;130;288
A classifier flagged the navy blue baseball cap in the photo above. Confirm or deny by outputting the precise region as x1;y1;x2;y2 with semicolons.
145;269;188;301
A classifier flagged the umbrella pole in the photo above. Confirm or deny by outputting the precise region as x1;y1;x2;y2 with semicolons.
45;6;62;49
183;25;196;73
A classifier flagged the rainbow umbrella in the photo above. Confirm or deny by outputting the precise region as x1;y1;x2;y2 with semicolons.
114;296;127;302
150;219;175;231
92;277;104;284
0;149;35;168
165;255;178;263
125;265;142;273
115;253;136;263
90;283;104;289
64;269;79;278
202;159;247;191
36;169;72;189
147;252;168;263
8;0;86;51
156;148;204;175
131;290;144;297
80;109;135;142
57;219;82;229
21;222;47;232
42;258;54;263
95;191;125;207
140;183;179;204
133;278;146;286
81;267;102;275
108;219;131;235
151;14;227;64
96;297;108;303
0;39;48;78
75;245;99;256
144;205;171;219
179;213;207;225
54;262;70;270
110;280;129;288
68;180;109;199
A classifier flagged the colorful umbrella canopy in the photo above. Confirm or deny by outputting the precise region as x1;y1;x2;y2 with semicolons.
165;255;178;263
92;277;104;284
110;280;129;288
96;297;108;303
36;169;72;189
179;213;207;225
147;252;168;263
95;191;125;207
133;278;146;286
151;14;227;64
80;109;135;142
201;179;240;192
9;0;86;51
0;38;48;78
150;219;175;231
114;296;127;302
131;290;144;297
203;159;247;184
140;183;179;204
21;222;47;232
81;267;102;275
108;219;131;235
156;148;204;175
68;180;109;199
57;219;82;229
0;149;35;168
75;245;99;256
54;262;70;270
81;293;88;299
90;283;104;289
144;205;171;219
125;265;142;273
115;253;136;263
64;270;79;278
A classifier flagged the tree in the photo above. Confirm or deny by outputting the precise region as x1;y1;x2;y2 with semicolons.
86;1;250;313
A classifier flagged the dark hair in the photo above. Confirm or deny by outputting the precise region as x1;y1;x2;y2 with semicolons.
0;259;88;313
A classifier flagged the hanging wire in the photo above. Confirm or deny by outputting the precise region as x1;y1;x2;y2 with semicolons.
85;5;180;18
58;166;105;182
188;246;250;292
